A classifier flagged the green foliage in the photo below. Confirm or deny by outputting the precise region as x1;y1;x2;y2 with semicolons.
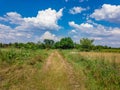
0;43;3;48
0;49;31;64
44;39;54;49
0;49;17;64
37;41;45;49
54;41;60;49
55;37;74;49
74;43;80;49
0;48;52;66
0;37;120;50
80;38;94;51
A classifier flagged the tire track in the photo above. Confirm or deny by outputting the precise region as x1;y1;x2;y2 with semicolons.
40;51;84;90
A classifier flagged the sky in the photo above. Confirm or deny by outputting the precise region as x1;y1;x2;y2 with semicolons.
0;0;120;47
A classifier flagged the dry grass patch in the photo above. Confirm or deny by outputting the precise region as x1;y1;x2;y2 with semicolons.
0;49;51;90
61;50;120;90
78;52;120;63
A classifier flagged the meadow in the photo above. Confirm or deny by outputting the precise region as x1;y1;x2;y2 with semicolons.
0;48;120;90
61;50;120;90
0;48;52;90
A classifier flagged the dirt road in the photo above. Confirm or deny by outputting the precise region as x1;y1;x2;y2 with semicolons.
39;51;83;90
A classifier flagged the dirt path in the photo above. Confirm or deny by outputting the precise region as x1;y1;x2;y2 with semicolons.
39;51;82;90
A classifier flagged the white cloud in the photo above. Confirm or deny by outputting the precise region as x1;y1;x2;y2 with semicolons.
69;21;93;30
71;30;77;33
0;8;63;31
69;7;86;14
0;12;24;25
0;24;33;43
24;8;63;30
69;21;120;47
91;4;120;23
0;24;12;30
40;31;58;41
69;21;120;36
0;8;63;43
69;21;80;29
80;23;93;28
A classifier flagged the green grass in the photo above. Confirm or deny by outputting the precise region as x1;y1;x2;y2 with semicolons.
0;48;120;90
61;50;120;90
0;48;52;90
0;48;51;64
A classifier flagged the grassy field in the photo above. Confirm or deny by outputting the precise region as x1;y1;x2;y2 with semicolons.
61;50;120;90
0;48;52;90
0;48;120;90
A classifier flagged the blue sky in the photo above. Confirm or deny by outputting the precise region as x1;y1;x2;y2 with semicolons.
0;0;120;47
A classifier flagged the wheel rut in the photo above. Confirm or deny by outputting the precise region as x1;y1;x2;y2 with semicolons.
40;51;82;90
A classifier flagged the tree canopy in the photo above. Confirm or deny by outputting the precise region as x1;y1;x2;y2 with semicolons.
80;38;94;51
44;39;54;49
54;37;74;49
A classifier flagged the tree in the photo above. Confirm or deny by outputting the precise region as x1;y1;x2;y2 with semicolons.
74;43;80;49
0;43;3;48
37;41;45;49
80;38;94;51
59;37;74;49
44;39;54;49
54;41;60;49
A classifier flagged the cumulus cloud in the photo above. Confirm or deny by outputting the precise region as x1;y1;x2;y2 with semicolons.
91;4;120;23
0;8;63;43
69;7;86;14
69;21;120;47
0;12;24;25
0;24;33;43
0;8;63;30
40;31;58;41
69;21;93;30
70;30;77;33
24;8;63;30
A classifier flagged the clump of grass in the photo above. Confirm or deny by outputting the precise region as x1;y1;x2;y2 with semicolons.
0;49;17;64
0;49;31;65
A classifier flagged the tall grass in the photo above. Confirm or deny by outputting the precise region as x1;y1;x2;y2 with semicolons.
0;48;52;90
0;48;51;65
61;50;120;90
0;48;32;65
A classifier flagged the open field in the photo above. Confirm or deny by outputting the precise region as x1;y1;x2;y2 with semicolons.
0;49;120;90
61;50;120;90
0;48;52;90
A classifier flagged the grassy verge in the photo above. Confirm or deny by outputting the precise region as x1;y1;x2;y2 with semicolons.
0;48;52;90
61;50;120;90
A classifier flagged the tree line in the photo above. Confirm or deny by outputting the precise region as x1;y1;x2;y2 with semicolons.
0;37;116;51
